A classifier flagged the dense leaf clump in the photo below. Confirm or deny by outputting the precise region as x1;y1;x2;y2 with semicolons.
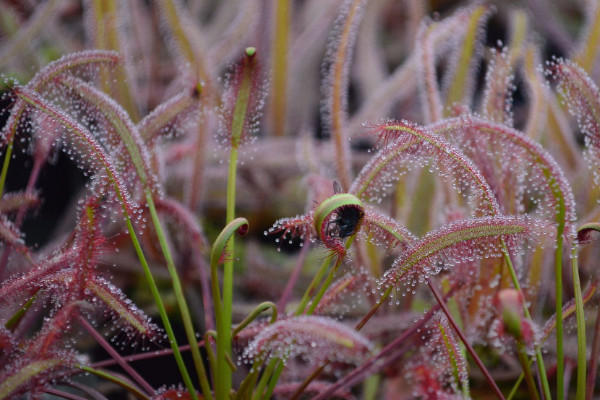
1;1;600;400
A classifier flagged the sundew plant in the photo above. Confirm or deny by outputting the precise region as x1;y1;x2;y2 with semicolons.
3;0;600;399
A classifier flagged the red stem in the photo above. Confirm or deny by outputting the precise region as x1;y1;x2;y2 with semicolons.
44;388;90;400
427;278;505;400
79;316;155;396
64;381;109;400
310;283;459;400
91;340;206;368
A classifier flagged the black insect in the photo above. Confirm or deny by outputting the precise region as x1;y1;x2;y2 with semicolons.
326;205;364;238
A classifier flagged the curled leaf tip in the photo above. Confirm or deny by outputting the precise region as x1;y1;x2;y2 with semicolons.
237;223;249;236
211;218;249;269
577;222;600;245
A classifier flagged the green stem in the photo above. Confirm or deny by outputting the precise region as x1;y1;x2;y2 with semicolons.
215;145;239;400
515;342;541;400
145;190;212;400
555;235;565;400
211;249;226;399
502;243;551;399
262;361;285;400
205;330;237;372
204;332;217;378
507;371;526;400
295;253;335;315
572;246;586;400
251;358;278;400
306;257;342;315
305;237;356;315
125;216;199;400
234;357;264;400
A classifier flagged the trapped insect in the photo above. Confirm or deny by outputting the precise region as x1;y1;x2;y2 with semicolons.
326;205;364;238
324;181;365;238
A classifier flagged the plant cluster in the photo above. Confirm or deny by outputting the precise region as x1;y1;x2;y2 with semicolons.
1;1;600;399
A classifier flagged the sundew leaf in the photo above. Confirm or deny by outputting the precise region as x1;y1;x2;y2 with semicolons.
428;313;470;397
322;0;368;190
349;5;489;136
480;11;528;126
157;0;202;68
348;55;417;137
14;50;120;91
577;222;600;244
269;193;365;261
0;356;68;400
415;17;443;123
0;195;104;308
415;6;483;123
86;277;158;341
443;5;490;113
12;86;137;218
54;75;156;192
266;212;314;249
379;215;549;288
481;46;515;125
156;0;215;105
348;9;473;137
84;0;140;121
551;58;600;187
1;50;120;147
0;215;28;256
0;0;62;73
242;315;372;366
0;251;73;307
522;45;550;140
0;191;39;214
138;87;201;143
350;120;500;216
30;301;91;356
219;48;268;149
430;115;577;240
11;311;85;396
360;205;417;249
53;199;154;343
